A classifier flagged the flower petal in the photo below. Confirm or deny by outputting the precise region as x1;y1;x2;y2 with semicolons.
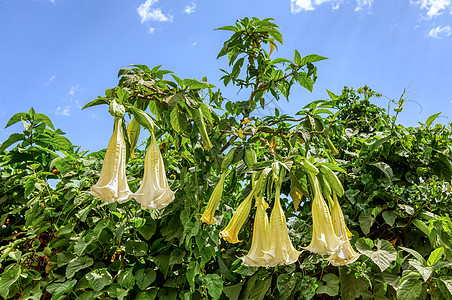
90;118;135;203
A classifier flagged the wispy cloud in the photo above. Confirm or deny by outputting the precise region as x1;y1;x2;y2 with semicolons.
428;25;452;38
149;27;156;34
44;75;56;85
184;2;196;14
137;0;173;23
49;0;54;3
290;0;373;13
355;0;373;12
411;0;452;18
55;106;70;117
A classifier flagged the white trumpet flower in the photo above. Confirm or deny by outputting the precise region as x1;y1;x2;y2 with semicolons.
134;131;175;210
90;118;135;203
327;194;360;266
265;182;302;267
241;196;271;266
304;174;341;255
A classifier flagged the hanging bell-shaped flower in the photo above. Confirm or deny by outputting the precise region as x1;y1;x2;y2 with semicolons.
90;118;135;203
327;193;360;266
220;189;255;244
134;131;175;210
303;174;341;255
241;196;271;266
265;171;302;266
201;171;228;224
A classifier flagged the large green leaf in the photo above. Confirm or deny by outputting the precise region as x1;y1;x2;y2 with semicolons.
66;256;93;278
316;273;339;296
0;266;21;299
339;267;369;300
397;279;426;300
356;238;397;272
204;274;223;300
86;268;113;291
135;268;156;290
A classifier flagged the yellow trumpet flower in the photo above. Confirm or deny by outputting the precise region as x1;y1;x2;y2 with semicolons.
304;174;341;255
134;131;175;210
241;196;271;266
201;172;228;224
265;178;302;267
90;118;135;203
220;189;254;244
327;193;360;266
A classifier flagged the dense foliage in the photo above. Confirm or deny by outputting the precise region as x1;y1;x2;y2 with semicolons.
1;17;452;299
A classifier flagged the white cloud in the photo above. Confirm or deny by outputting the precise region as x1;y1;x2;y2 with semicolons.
184;2;196;14
49;0;54;3
355;0;373;12
69;84;79;96
411;0;452;18
55;106;70;117
45;75;56;85
291;0;374;13
428;25;452;38
192;41;197;46
137;0;173;23
149;27;156;34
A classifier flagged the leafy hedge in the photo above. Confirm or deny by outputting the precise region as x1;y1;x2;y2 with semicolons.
1;17;452;300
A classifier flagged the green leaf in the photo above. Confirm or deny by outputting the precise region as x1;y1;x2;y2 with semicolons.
382;211;397;227
170;107;182;133
422;112;441;129
408;259;433;282
138;217;157;241
128;107;154;132
300;54;328;65
0;267;21;299
118;268;135;290
437;276;452;299
47;279;77;300
86;268;113;291
130;64;151;73
339;267;369;300
297;72;313;92
135;289;158;300
152;255;170;278
359;212;374;235
316;273;339;296
0;133;25;152
294;49;301;65
5;112;27;128
205;274;223;300
249;277;272;300
399;246;426;265
223;282;243;300
82;97;108;110
397;279;426;300
186;261;200;290
371;162;393;179
125;240;148;257
356;238;397;272
215;25;237;31
427;247;444;267
135;268;156;290
271;58;291;64
35;113;55;130
66;256;94;279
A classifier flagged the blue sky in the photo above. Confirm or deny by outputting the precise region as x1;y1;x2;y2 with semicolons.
1;0;451;152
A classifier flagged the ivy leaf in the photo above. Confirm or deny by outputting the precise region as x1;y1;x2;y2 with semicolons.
397;279;426;300
46;279;77;299
359;212;375;235
125;240;148;257
382;211;397;227
204;274;223;300
118;268;135;290
135;268;157;290
339;267;369;300
86;268;113;291
356;238;397;272
0;267;21;299
408;259;433;282
316;273;339;296
223;282;243;300
66;256;93;279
